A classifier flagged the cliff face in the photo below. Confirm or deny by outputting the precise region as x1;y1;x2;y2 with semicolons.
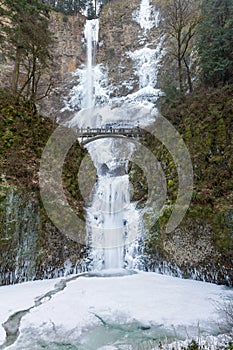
0;91;87;285
96;0;162;96
141;85;233;285
0;184;86;285
97;0;141;97
38;11;86;119
145;217;233;286
0;10;86;120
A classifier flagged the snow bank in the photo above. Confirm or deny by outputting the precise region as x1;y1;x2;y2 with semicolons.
0;279;59;345
0;271;232;349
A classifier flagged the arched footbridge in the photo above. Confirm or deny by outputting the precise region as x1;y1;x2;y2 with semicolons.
76;126;146;146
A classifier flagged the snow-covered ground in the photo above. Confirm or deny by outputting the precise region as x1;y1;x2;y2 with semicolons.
0;278;60;346
0;271;232;349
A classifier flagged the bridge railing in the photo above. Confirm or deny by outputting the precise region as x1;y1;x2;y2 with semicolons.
76;126;145;138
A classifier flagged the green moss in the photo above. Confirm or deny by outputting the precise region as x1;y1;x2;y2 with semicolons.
0;88;87;283
108;47;115;58
141;85;233;267
0;88;85;211
128;161;148;203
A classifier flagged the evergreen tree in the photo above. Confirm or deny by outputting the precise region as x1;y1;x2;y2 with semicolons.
53;0;87;15
43;0;96;16
87;0;96;19
73;0;87;14
197;0;233;86
45;0;56;6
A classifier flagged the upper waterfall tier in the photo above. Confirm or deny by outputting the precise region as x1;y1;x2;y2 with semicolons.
83;19;99;109
64;0;164;130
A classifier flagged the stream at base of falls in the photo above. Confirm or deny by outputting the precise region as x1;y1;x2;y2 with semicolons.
20;324;181;350
7;321;221;350
5;322;220;350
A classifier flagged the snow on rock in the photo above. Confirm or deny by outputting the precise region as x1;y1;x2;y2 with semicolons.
133;0;160;32
128;40;165;90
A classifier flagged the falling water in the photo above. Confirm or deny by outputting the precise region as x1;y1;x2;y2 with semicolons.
68;16;142;271
87;174;129;270
84;19;99;109
85;138;140;271
66;0;164;271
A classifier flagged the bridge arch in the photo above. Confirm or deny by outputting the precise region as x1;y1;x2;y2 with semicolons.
76;126;145;146
80;134;132;146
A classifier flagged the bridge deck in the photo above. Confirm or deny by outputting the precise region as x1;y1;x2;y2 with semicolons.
76;127;145;145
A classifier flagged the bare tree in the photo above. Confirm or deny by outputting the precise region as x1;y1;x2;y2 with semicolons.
161;0;201;96
0;0;53;102
217;296;233;335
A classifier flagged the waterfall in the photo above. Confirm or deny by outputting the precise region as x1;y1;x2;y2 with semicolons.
65;17;142;271
85;138;140;271
87;175;128;270
65;0;164;271
84;19;99;109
